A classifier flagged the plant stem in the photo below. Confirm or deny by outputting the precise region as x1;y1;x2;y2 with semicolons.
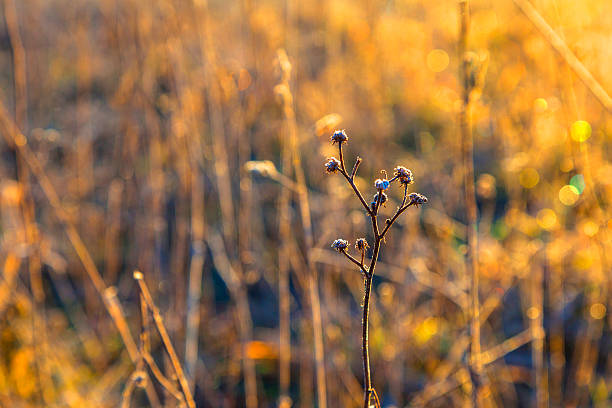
459;0;482;405
361;190;386;407
337;142;416;407
362;274;373;408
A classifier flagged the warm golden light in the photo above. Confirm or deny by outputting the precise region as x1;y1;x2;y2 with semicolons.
570;120;592;142
426;49;450;73
0;0;610;406
537;208;557;230
519;168;540;189
559;185;580;206
590;303;606;320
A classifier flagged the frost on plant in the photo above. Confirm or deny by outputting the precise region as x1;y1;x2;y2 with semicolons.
324;129;427;408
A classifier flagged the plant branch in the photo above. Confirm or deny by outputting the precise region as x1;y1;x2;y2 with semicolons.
338;144;373;215
134;271;196;408
380;202;415;238
341;250;369;277
330;131;425;408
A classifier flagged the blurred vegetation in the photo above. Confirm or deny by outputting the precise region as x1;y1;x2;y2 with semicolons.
0;0;611;406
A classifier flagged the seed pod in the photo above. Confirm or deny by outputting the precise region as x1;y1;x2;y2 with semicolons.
355;238;369;252
331;238;349;252
325;157;341;173
331;129;349;145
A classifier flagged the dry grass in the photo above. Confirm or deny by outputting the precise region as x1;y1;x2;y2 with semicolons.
0;0;611;407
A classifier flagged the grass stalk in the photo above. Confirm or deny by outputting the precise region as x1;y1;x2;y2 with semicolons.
276;49;328;408
0;100;162;408
458;1;482;404
134;271;196;408
511;0;612;112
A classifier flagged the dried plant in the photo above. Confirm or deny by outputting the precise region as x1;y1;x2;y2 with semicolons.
326;130;427;407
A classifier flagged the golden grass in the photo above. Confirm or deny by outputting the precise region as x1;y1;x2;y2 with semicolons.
0;0;611;406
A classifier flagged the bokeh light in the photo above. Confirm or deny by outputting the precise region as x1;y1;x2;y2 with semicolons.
537;208;557;231
569;174;585;194
519;168;540;189
590;303;606;320
570;120;592;142
426;49;450;73
559;185;580;206
0;0;610;406
534;98;548;112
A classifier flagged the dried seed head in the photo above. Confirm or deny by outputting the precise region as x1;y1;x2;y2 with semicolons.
374;178;390;190
394;166;414;185
355;238;369;251
371;192;388;210
325;157;341;173
331;129;348;145
331;238;349;252
408;192;428;207
245;160;277;177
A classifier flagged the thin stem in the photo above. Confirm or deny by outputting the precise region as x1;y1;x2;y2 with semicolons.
361;191;386;407
380;202;415;238
459;0;482;405
511;0;611;112
371;189;383;237
277;98;293;400
339;144;373;215
351;156;363;179
120;373;138;408
341;250;369;277
278;51;327;408
134;271;196;408
142;353;185;402
362;274;373;408
400;183;408;207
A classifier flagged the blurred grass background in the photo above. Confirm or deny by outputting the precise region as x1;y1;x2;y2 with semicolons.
0;0;611;406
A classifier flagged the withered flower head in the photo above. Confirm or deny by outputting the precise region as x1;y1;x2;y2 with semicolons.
325;157;341;173
371;192;388;210
394;166;414;185
408;193;428;207
331;239;349;252
374;178;390;190
331;129;349;145
355;238;369;251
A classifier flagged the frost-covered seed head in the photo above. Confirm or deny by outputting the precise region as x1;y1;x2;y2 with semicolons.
375;178;390;190
331;239;349;252
325;157;341;173
331;129;349;145
394;166;414;185
371;192;388;210
355;238;369;251
408;193;428;206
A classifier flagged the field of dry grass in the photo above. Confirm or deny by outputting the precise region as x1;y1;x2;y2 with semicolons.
0;0;611;406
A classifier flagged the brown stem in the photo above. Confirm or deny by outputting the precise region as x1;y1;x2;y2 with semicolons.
134;271;196;408
336;147;419;408
341;250;369;276
362;274;373;408
380;202;415;238
511;0;611;112
339;144;373;215
360;191;386;407
0;101;161;408
459;1;482;405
